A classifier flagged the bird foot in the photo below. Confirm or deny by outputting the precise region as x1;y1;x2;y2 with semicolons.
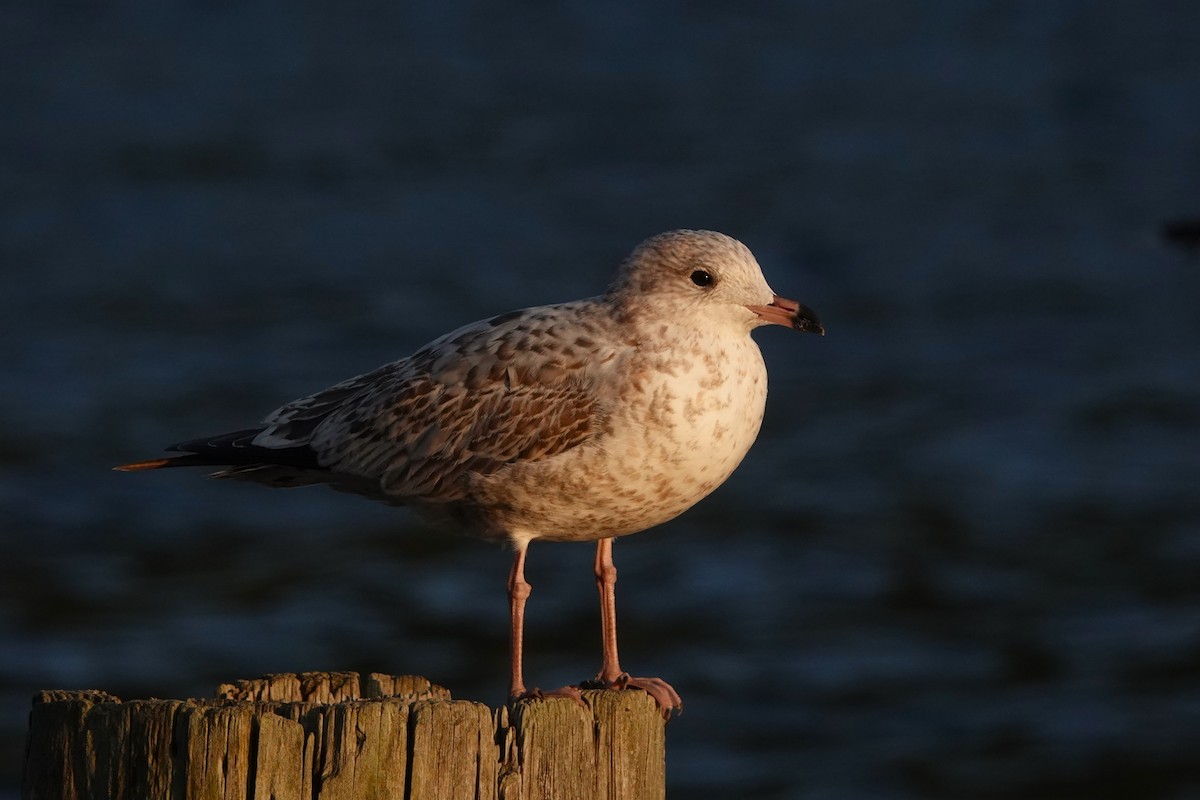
509;684;586;707
581;672;683;719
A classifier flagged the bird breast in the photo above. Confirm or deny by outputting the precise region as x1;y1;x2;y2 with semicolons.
475;328;769;543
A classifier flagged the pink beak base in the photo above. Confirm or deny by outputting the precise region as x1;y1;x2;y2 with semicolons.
747;295;825;335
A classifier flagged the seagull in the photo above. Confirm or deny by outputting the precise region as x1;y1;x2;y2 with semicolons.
116;229;824;717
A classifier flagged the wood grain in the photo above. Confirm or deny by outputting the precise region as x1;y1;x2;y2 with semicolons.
22;673;665;800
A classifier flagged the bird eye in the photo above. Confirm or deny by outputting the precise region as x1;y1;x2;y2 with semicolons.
690;270;714;287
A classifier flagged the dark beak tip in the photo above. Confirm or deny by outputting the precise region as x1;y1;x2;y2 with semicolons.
792;305;825;336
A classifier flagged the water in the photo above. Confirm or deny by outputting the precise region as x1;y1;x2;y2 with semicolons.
3;3;1199;797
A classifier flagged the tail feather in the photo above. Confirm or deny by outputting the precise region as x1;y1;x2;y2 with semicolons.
113;457;187;472
115;427;324;473
114;427;391;499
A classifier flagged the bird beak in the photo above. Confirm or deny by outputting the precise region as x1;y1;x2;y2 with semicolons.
747;295;825;335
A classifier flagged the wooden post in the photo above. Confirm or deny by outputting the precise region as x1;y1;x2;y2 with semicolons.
21;672;666;800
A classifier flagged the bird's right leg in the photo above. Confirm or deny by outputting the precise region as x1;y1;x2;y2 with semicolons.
586;537;682;718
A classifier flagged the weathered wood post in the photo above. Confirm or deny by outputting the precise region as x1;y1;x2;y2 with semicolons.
21;672;666;800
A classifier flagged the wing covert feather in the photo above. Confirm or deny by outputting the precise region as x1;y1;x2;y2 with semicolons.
252;305;613;503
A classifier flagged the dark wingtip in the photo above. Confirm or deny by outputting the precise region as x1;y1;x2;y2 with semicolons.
116;428;322;473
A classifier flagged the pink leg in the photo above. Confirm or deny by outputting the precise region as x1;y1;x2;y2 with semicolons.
506;543;532;700
507;541;583;705
591;538;683;718
594;537;624;683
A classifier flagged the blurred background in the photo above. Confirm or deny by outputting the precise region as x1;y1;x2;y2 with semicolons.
3;2;1199;798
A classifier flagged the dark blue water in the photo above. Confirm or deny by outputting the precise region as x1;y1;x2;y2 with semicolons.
4;3;1200;797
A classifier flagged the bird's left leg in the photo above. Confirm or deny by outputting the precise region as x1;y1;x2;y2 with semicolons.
507;540;583;705
507;541;533;700
587;536;682;718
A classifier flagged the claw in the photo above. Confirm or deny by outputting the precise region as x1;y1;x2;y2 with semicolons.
588;673;682;720
510;684;586;708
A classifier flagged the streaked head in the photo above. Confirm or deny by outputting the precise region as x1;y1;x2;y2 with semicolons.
609;229;824;335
